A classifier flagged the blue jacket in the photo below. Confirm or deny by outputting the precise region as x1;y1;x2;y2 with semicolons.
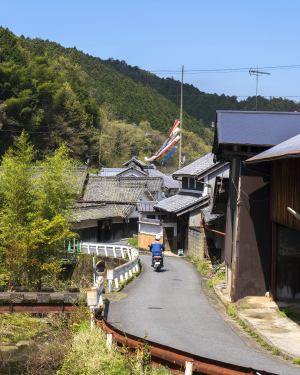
150;242;165;257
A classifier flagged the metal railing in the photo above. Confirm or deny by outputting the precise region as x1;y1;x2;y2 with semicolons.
95;316;278;375
87;245;139;314
80;242;136;260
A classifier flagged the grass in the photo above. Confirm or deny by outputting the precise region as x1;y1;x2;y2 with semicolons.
272;347;280;355
0;313;59;343
57;320;169;375
279;307;300;320
292;358;300;365
127;236;139;248
207;280;213;288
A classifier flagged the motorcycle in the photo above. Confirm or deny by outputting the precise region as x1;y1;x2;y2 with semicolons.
152;255;163;271
148;245;164;271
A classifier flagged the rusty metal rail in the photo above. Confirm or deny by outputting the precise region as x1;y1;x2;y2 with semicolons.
0;303;76;313
95;314;279;375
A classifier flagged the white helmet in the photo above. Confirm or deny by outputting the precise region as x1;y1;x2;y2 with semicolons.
155;235;161;241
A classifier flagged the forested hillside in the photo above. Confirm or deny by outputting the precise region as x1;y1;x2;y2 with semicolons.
2;27;299;171
19;35;212;142
101;59;300;123
0;27;211;170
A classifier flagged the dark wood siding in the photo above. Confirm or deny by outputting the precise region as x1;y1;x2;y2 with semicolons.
271;159;300;230
182;177;188;189
234;163;271;300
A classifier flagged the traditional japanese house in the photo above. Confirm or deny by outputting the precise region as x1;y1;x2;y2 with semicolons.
245;133;300;299
74;175;161;242
153;153;229;257
213;110;300;301
101;156;179;198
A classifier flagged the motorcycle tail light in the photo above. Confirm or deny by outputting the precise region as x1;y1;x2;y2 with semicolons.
155;258;160;261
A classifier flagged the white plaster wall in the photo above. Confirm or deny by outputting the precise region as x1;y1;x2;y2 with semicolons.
139;223;163;236
189;209;201;227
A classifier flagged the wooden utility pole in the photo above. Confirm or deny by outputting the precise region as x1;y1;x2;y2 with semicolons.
179;65;184;169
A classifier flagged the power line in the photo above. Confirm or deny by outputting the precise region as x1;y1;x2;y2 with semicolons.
149;64;300;74
1;87;299;98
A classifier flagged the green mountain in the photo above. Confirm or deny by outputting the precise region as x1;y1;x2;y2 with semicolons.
19;35;211;142
0;27;212;169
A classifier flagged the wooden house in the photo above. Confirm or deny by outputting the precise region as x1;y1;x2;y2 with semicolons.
246;134;300;299
153;153;229;257
213;110;300;301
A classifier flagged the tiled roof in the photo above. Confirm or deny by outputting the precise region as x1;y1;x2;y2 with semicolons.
246;133;300;163
215;110;300;146
123;156;147;168
71;203;120;221
201;206;224;223
119;177;163;194
116;167;147;177
154;193;208;214
83;176;148;202
72;167;88;195
173;153;214;177
148;169;179;189
137;201;158;212
139;218;161;225
71;202;135;221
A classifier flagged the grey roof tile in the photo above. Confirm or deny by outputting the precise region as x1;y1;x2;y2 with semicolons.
83;176;146;202
201;206;224;223
72;202;135;221
154;193;208;213
123;156;147;168
173;153;214;177
246;133;300;163
137;201;158;212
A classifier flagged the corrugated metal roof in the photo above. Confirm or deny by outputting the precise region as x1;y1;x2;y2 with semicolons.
216;111;300;146
154;193;208;213
173;153;215;177
246;133;300;163
99;168;126;176
201;206;224;223
148;169;179;189
137;201;158;212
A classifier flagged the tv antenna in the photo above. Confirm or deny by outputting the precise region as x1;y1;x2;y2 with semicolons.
249;67;271;111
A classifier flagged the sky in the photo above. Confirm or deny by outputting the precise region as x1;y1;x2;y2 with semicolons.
2;0;300;100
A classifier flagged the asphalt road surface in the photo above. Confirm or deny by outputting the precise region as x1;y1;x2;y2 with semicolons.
107;255;300;374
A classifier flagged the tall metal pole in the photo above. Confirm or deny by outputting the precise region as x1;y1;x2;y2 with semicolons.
179;65;184;169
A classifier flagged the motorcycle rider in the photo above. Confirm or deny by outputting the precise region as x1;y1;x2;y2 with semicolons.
149;235;165;267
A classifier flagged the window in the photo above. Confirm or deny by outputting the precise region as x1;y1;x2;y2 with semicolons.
147;214;156;219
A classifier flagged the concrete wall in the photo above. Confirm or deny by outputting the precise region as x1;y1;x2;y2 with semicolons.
188;227;204;259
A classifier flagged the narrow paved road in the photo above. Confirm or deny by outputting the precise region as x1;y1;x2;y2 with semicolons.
107;255;300;374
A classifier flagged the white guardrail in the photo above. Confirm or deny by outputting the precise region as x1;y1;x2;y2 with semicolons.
87;245;139;316
80;242;135;260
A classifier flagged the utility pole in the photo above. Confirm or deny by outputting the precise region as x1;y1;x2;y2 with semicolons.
179;65;184;169
249;67;270;110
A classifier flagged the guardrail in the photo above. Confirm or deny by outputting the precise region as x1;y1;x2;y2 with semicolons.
87;245;139;323
80;242;135;260
95;315;278;375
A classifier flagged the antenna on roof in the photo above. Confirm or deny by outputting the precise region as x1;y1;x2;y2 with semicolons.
249;67;271;111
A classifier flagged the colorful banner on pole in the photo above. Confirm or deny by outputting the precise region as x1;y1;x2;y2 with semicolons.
145;120;180;162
